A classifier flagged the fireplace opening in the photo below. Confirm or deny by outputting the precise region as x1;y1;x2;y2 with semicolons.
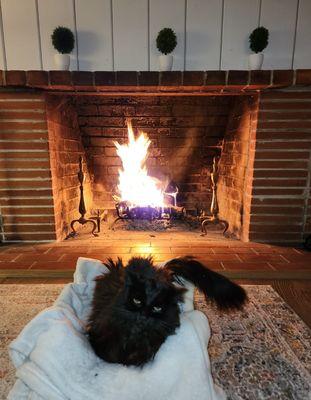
43;92;258;241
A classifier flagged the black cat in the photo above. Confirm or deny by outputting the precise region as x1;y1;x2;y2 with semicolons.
87;256;246;367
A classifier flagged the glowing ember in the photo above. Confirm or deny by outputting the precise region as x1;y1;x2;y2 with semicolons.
114;120;165;207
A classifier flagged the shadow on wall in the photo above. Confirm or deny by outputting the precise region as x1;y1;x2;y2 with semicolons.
46;94;93;241
78;31;110;70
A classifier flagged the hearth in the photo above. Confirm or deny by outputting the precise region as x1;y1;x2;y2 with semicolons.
1;69;311;244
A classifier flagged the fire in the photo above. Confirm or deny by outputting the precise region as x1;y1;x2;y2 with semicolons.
114;120;165;207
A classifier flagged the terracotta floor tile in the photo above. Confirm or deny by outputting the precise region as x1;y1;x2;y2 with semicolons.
14;253;64;263
278;254;311;263
51;249;92;256
222;262;273;271
169;246;193;254
32;244;55;251
199;254;241;262
233;242;271;248
252;247;303;255
150;244;175;249
238;254;287;263
30;261;76;270
2;246;50;254
166;242;192;248
60;254;98;262
269;262;311;270
190;242;231;248
0;246;9;252
212;247;257;254
185;247;215;254
130;246;168;254
92;246;131;254
0;262;33;269
0;253;21;262
51;245;91;254
108;241;151;247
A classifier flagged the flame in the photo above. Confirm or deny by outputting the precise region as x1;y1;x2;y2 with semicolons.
114;120;164;207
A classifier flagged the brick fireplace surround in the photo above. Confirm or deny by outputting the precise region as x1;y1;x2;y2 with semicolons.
0;69;311;248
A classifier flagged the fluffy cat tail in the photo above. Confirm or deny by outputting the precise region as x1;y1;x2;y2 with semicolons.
164;256;247;311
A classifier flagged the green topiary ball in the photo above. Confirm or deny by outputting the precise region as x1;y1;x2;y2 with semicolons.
51;26;75;54
249;26;269;53
156;28;177;55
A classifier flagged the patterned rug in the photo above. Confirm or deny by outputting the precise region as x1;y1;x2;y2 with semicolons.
0;285;310;400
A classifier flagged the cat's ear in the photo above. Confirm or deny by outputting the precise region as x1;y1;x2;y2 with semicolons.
95;258;124;281
104;257;124;271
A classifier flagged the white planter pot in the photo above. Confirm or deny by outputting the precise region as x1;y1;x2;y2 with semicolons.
248;53;264;70
54;53;70;70
159;54;173;71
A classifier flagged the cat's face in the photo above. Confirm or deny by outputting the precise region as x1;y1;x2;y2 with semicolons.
120;258;185;323
125;273;177;318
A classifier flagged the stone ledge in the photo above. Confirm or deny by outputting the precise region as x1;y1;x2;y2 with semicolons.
0;69;310;92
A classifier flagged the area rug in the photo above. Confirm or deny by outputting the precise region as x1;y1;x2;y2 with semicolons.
0;285;310;400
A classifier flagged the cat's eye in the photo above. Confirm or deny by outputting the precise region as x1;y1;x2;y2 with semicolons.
133;298;141;306
152;306;162;313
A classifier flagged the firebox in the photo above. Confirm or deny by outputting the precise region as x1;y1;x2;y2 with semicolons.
48;93;240;238
1;69;311;244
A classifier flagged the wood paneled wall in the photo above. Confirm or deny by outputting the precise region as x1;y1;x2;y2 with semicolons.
0;0;310;71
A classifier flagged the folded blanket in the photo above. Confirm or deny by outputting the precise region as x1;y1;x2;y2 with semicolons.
8;257;226;400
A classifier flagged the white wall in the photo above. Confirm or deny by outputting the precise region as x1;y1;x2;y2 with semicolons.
0;0;310;71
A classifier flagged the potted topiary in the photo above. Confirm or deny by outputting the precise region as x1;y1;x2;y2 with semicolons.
51;26;75;70
156;27;177;71
248;26;269;70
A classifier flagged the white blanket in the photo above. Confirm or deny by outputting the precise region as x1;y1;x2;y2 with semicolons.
8;257;226;400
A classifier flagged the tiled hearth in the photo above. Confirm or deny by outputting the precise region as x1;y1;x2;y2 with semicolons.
0;232;310;278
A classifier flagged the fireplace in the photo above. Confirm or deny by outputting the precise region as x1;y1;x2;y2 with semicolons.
0;69;311;244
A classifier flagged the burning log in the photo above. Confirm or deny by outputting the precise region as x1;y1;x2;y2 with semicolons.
115;201;185;221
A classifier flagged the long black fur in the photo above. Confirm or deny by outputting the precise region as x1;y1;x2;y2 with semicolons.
164;256;247;311
87;256;246;367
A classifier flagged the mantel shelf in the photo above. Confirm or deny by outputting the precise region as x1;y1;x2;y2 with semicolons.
0;70;310;94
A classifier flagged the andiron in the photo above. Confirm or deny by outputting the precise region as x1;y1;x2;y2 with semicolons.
68;156;98;238
200;156;228;236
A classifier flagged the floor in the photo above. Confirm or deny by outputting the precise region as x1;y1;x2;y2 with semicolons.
0;230;311;280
